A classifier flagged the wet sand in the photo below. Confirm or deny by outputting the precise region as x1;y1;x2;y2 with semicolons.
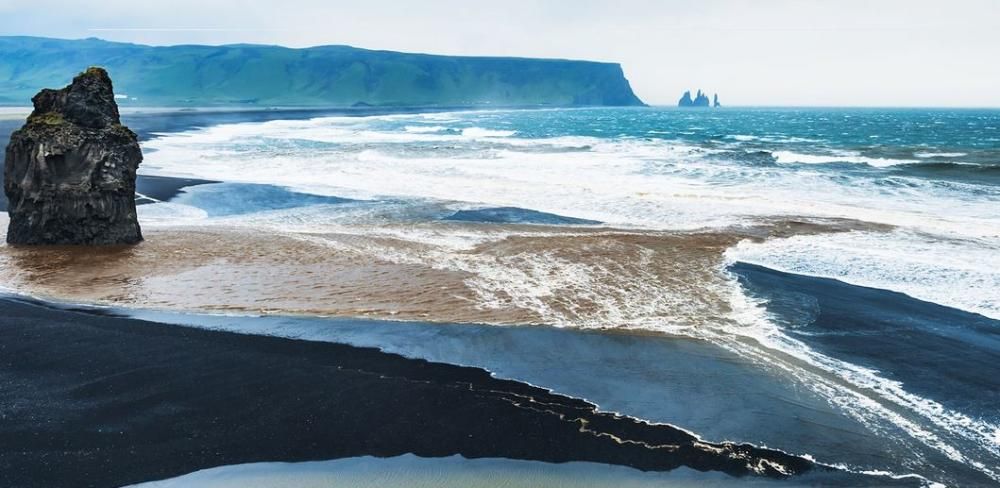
0;210;884;329
0;214;882;327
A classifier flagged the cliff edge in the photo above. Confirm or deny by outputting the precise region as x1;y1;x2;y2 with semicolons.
0;37;645;108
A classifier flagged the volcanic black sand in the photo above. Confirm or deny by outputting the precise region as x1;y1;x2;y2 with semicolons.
734;263;1000;429
134;175;216;203
0;296;823;488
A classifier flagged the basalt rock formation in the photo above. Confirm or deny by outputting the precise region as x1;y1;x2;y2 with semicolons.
678;89;716;108
4;67;142;245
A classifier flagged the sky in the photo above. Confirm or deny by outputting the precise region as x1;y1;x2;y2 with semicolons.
1;0;999;107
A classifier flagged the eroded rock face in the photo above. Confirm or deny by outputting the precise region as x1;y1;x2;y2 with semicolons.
4;67;142;245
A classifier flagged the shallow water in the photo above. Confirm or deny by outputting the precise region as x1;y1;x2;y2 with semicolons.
127;454;892;488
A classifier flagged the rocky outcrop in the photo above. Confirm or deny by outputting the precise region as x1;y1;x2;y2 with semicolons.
4;67;142;245
678;89;717;108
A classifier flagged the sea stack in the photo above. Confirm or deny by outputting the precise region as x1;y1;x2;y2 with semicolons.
678;89;718;108
4;67;142;245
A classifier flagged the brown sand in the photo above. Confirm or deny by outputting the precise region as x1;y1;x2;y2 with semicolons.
0;216;886;327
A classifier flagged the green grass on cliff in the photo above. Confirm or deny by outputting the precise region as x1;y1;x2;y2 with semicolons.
26;112;64;125
0;37;644;108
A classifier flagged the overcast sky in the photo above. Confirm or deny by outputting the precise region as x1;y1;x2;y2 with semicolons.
2;0;998;107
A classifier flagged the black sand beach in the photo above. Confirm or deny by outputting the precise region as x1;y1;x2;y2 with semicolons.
0;296;818;488
134;175;216;203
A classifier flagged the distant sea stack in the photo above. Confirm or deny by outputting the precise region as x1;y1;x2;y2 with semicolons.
678;89;720;108
4;67;143;245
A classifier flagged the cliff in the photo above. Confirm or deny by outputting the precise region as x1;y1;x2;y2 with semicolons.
0;37;645;108
4;67;142;245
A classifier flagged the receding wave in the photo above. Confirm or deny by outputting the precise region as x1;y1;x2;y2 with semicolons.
445;207;601;225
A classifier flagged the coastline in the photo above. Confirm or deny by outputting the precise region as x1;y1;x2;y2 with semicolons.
0;295;830;488
1;105;997;486
0;214;879;326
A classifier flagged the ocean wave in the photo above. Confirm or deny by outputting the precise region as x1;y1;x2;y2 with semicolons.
707;150;777;166
140;115;1000;240
136;201;209;222
726;134;820;144
772;150;920;168
460;127;517;138
914;151;969;158
404;125;449;133
892;161;1000;182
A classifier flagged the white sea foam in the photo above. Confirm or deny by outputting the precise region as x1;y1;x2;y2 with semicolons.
139;113;1000;284
134;111;1000;482
772;150;919;167
460;127;516;138
403;125;448;133
137;202;209;223
141;112;1000;291
915;151;969;158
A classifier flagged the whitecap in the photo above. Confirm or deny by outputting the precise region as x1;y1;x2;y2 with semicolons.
403;125;448;133
460;127;517;138
914;151;969;158
772;150;919;167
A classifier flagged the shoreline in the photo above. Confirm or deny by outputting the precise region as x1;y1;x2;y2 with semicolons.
2;105;995;486
0;294;830;488
0;215;882;328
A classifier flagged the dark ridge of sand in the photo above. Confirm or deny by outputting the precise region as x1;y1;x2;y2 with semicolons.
0;175;214;211
732;263;1000;487
134;175;216;203
0;296;818;488
733;262;1000;407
